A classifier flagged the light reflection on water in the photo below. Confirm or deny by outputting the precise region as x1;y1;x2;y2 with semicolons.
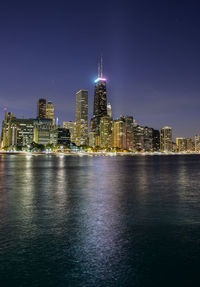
0;155;199;286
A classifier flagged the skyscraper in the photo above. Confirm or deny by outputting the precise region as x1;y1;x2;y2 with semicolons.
46;101;55;124
63;121;76;143
143;126;153;151
176;137;186;152
107;103;112;117
37;98;46;119
90;57;107;142
76;90;88;146
195;135;200;152
112;117;127;150
133;125;145;151
33;118;54;145
160;126;172;152
100;116;113;149
185;138;194;152
152;129;160;152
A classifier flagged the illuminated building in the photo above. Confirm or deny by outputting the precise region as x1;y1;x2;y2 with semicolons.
89;132;96;148
37;98;46;118
33;118;55;145
133;125;154;152
1;112;34;148
1;112;14;147
100;116;113;148
107;103;112;117
63;121;76;143
176;137;186;152
195;135;200;152
121;116;135;151
57;128;70;146
186;138;194;152
160;126;172;152
90;57;107;143
46;101;55;124
75;90;88;146
152;129;160;151
144;127;153;151
112;117;126;150
133;125;144;151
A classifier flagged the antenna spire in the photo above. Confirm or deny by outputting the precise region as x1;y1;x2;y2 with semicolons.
98;62;100;77
100;55;103;77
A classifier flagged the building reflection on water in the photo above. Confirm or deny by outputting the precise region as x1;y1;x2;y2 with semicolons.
0;155;200;286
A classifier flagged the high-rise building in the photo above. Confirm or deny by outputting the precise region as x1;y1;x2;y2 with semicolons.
186;138;194;152
1;112;34;148
90;57;107;143
144;127;153;151
112;118;126;150
195;135;200;152
107;103;112;117
152;129;160;152
89;131;96;148
57;128;70;146
37;98;46;119
124;116;134;151
63;121;76;143
46;101;55;124
1;112;13;147
33;118;55;145
160;126;172;152
75;90;88;146
93;57;107;118
133;125;144;151
100;116;113;149
176;137;186;152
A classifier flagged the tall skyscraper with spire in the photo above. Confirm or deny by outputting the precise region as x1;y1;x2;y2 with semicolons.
90;57;108;145
93;57;107;117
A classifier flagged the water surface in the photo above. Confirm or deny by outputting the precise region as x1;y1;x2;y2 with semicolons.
0;155;199;286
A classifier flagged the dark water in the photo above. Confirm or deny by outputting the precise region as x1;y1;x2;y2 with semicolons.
0;155;199;287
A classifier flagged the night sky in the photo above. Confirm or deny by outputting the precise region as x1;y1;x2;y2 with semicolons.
0;0;200;139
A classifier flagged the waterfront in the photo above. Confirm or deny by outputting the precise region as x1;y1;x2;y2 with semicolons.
0;155;199;286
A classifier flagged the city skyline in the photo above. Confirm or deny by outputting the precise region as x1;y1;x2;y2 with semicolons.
0;1;200;138
1;59;200;142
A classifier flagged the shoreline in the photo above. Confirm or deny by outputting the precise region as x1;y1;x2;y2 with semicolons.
0;151;199;156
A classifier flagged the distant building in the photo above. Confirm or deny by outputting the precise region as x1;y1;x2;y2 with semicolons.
176;137;186;152
152;129;160;152
37;98;46;119
123;116;134;151
1;112;34;148
107;103;112;117
76;90;88;146
185;138;194;152
46;101;55;124
1;112;14;147
57;128;70;146
90;57;107;142
100;116;113;149
160;126;172;152
144;127;153;151
33;118;55;145
63;121;76;143
89;131;96;148
133;125;144;151
112;118;126;150
195;135;200;152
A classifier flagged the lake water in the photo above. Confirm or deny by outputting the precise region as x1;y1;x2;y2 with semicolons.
0;154;199;286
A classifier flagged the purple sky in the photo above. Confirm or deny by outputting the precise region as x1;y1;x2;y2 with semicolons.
0;0;200;139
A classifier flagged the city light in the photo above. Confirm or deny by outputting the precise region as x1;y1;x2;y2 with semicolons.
94;77;107;83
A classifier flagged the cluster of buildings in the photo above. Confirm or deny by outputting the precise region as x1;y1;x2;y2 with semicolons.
1;100;70;149
1;59;200;153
